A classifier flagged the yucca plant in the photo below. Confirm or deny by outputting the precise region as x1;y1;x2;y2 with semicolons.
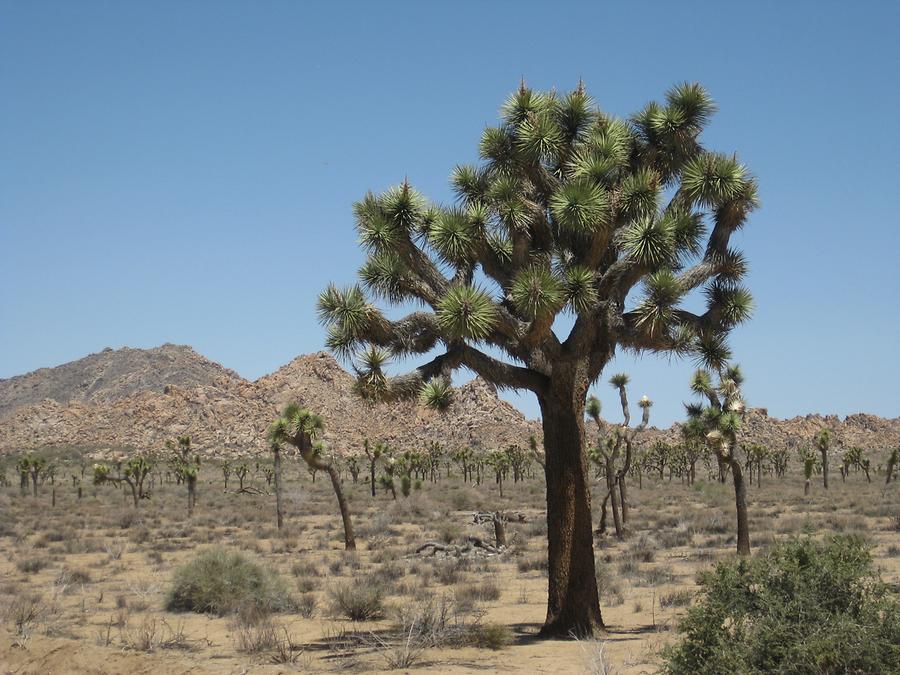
318;81;757;635
685;364;751;555
268;405;356;550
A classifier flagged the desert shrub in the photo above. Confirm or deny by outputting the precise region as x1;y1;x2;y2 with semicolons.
662;535;900;674
166;548;294;615
16;557;50;574
628;534;658;562
454;579;501;604
658;526;692;549
467;622;512;650
329;582;384;621
659;589;693;608
517;554;548;573
297;593;317;618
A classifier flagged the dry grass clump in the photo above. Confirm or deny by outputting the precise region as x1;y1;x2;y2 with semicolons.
166;547;294;615
328;581;385;621
16;557;50;574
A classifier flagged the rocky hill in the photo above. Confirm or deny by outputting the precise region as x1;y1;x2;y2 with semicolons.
0;347;538;457
0;345;896;459
0;344;241;417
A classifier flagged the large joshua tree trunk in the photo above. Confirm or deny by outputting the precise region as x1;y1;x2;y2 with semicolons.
820;447;829;489
539;390;603;637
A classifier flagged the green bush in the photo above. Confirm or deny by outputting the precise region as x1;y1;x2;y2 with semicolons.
166;547;294;616
663;535;900;674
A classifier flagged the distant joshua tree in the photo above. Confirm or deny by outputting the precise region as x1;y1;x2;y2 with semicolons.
269;405;356;550
93;455;153;507
685;364;751;555
816;429;832;490
586;373;651;538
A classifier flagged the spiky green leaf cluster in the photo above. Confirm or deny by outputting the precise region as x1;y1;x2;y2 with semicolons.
320;80;758;405
437;285;498;340
419;377;453;411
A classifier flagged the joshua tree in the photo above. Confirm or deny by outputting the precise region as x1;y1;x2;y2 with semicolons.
451;446;475;482
425;441;444;482
686;364;751;555
22;455;47;497
363;439;382;497
743;443;768;487
817;430;831;490
270;442;285;529
221;460;231;490
886;447;899;485
92;456;153;507
586;374;651;538
347;456;361;483
16;457;30;495
167;437;199;516
486;448;510;497
235;462;249;492
317;81;757;635
799;447;818;496
269;405;356;550
842;446;871;483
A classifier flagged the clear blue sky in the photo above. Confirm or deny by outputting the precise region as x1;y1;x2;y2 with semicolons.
2;1;898;426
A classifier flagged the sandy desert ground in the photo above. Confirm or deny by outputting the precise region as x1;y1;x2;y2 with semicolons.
1;454;898;674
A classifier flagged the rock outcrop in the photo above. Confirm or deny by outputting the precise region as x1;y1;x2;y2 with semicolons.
0;346;896;459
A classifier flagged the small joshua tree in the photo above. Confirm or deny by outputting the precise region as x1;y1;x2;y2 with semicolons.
16;457;30;495
234;462;249;492
487;448;511;498
269;405;356;550
363;439;382;497
23;455;47;497
93;455;153;508
685;364;751;555
347;456;361;484
221;460;231;490
167;437;199;517
799;447;817;496
816;429;831;490
742;443;768;487
270;441;285;529
585;373;651;538
886;447;900;486
842;446;871;483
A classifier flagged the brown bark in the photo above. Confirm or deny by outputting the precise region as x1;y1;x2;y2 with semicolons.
273;446;284;530
326;465;356;550
492;512;507;548
886;452;897;485
539;393;604;637
727;457;751;556
820;448;829;489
